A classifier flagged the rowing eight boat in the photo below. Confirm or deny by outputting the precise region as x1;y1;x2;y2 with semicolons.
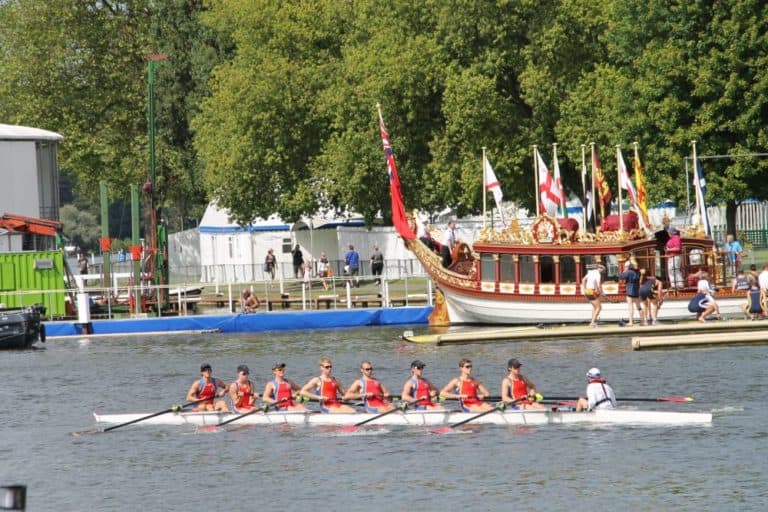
94;408;712;427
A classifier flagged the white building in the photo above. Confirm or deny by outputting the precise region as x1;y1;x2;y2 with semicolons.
0;123;63;251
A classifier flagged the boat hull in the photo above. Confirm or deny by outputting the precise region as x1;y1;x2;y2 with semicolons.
94;408;712;427
0;305;45;350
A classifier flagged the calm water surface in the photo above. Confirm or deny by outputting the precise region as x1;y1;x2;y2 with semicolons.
2;326;767;511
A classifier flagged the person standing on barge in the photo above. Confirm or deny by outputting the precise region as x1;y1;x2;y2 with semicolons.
582;264;605;327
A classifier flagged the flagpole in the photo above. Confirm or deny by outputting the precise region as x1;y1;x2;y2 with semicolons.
533;145;540;215
482;147;487;228
691;140;700;231
552;142;561;218
616;145;624;232
581;144;587;230
590;142;597;226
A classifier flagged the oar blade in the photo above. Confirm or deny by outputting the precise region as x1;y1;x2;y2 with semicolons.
340;425;359;433
431;425;454;435
659;396;694;403
71;428;101;437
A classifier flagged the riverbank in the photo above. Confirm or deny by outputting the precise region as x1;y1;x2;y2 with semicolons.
44;306;432;337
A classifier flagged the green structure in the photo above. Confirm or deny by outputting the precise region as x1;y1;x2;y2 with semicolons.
0;251;66;317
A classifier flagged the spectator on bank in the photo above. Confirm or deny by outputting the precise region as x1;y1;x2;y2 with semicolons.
78;253;89;286
618;259;642;327
370;245;384;285
731;268;750;293
241;289;260;313
344;244;360;287
317;252;331;290
264;248;276;280
742;281;764;320
291;244;304;279
722;233;744;276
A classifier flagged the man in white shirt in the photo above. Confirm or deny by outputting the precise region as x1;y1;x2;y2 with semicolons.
759;264;768;292
576;368;617;412
440;219;457;268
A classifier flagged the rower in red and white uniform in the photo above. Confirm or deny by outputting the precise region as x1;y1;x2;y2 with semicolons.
186;363;229;412
440;358;492;412
300;357;355;413
262;362;308;411
500;358;545;410
576;367;617;412
401;360;444;411
344;360;394;413
228;364;258;413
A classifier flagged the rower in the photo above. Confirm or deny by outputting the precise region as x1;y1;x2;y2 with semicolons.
228;364;257;413
186;363;228;412
500;358;545;410
401;360;444;410
439;358;493;412
576;367;617;412
300;357;355;413
343;360;394;413
262;362;308;411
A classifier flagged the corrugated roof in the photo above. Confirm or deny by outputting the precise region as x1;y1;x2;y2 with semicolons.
0;123;63;141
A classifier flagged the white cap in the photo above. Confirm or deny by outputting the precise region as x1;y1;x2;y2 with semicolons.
586;367;601;378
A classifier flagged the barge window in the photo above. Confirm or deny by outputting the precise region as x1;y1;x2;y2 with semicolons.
500;254;514;282
540;256;555;283
560;256;576;283
480;254;496;282
604;255;618;280
519;255;534;283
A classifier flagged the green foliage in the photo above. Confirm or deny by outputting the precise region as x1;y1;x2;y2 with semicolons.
3;0;768;237
60;204;99;252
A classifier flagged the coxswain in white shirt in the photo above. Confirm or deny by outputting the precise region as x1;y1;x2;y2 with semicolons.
576;367;617;412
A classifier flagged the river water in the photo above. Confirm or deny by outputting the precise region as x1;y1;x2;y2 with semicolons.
2;326;767;511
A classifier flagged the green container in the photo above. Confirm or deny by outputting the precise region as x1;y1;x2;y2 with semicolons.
0;251;66;318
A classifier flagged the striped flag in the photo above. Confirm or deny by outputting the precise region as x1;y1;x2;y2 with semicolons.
633;151;650;228
694;158;711;237
380;117;415;240
618;148;648;232
592;146;611;218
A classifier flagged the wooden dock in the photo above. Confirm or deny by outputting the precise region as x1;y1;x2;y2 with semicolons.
403;318;768;346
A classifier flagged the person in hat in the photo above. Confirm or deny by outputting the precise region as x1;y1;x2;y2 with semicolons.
500;359;544;410
582;264;606;327
401;360;444;410
228;364;258;413
344;360;395;413
439;358;493;412
576;368;617;412
301;357;355;413
186;363;229;412
262;362;308;411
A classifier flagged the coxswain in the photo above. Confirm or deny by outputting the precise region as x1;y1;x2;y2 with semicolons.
343;360;394;413
439;358;492;412
500;358;544;410
186;363;228;412
300;357;355;413
401;360;444;411
228;364;257;413
576;367;617;412
262;362;308;411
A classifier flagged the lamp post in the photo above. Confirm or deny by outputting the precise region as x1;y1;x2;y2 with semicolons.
147;53;167;315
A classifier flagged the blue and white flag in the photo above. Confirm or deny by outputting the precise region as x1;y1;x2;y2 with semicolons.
694;158;711;237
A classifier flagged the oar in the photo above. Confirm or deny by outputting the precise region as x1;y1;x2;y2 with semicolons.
543;395;694;403
431;402;507;434
439;393;544;403
340;402;409;432
215;397;293;428
73;397;209;436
